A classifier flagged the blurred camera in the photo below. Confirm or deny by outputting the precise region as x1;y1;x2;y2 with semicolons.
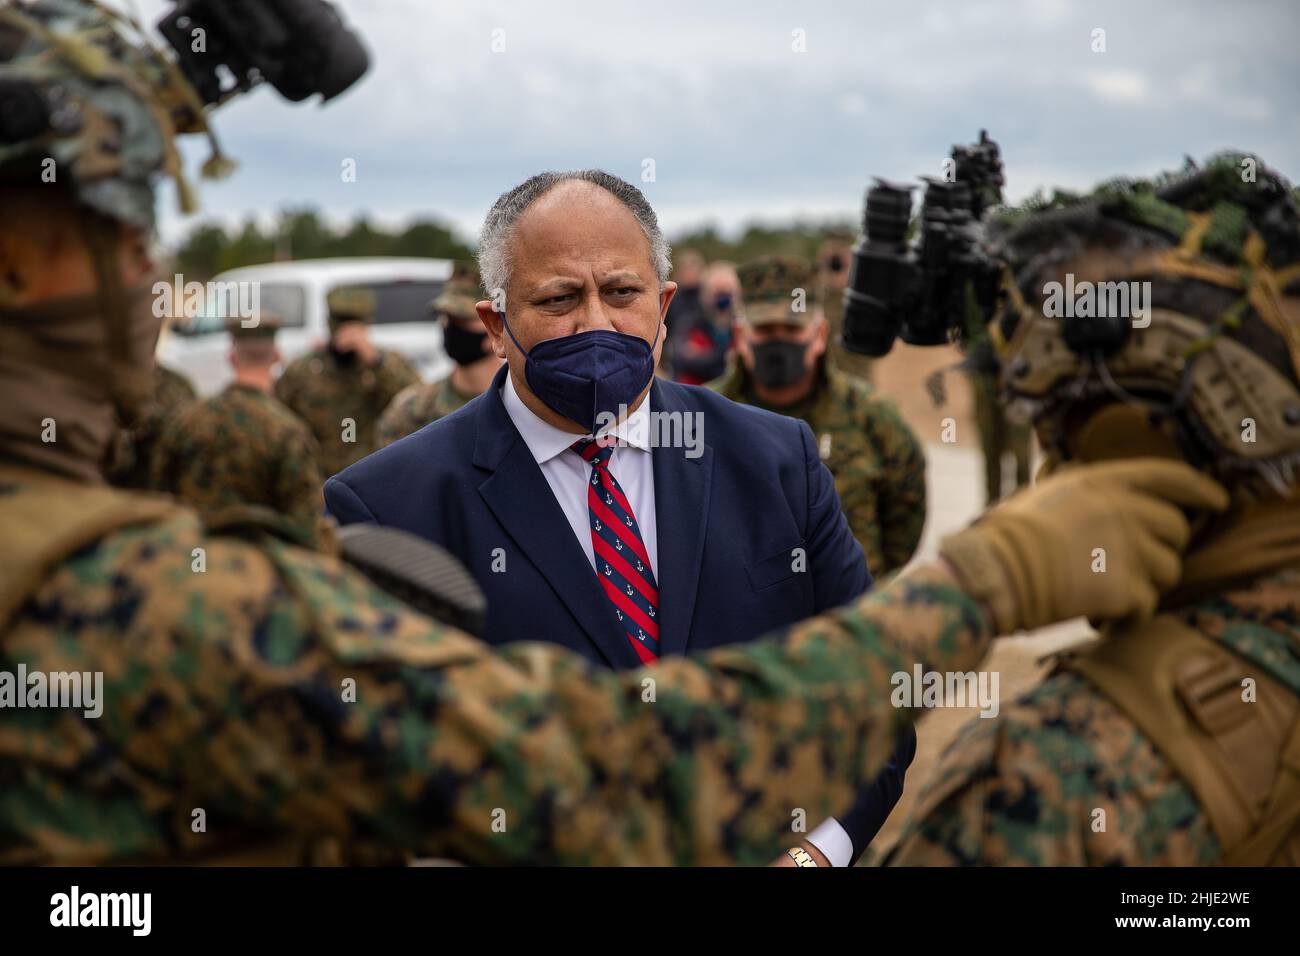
841;130;1005;356
157;0;369;106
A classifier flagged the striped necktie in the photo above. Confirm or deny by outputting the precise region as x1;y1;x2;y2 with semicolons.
571;438;660;663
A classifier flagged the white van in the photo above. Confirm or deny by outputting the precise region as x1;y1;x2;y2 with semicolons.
158;257;455;395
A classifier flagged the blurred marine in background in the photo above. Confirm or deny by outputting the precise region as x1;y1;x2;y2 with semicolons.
151;315;325;548
714;254;926;578
376;260;501;447
275;285;420;477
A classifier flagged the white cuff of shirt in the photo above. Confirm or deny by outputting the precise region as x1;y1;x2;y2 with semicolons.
805;817;854;868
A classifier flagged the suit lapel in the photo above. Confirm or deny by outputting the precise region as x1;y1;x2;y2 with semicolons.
650;379;713;657
473;368;643;670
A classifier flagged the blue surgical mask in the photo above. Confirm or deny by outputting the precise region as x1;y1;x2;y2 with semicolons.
501;314;662;432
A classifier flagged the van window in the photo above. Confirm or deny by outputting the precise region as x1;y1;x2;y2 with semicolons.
175;282;307;335
344;280;444;325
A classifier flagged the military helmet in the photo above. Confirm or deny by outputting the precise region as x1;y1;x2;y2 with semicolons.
432;260;482;324
737;254;821;327
988;152;1300;494
0;0;231;232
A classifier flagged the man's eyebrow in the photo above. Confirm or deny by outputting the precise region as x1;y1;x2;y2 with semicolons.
528;277;584;297
597;270;647;286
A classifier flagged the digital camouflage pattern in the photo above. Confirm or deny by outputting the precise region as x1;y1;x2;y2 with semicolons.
376;376;474;448
105;363;198;490
274;348;420;477
0;463;991;866
150;383;324;544
713;360;926;578
886;565;1300;865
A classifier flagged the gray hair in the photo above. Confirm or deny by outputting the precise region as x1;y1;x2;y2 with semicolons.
476;169;672;302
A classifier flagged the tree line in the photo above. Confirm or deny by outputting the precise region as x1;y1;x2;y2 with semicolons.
170;207;862;280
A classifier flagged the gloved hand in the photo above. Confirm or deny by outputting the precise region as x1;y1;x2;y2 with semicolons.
939;458;1230;634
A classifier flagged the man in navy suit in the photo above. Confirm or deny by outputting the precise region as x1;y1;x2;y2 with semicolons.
325;169;915;867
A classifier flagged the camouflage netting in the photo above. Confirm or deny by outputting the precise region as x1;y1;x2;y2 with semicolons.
986;152;1300;494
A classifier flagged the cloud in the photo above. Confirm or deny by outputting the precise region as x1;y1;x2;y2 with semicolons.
118;0;1299;247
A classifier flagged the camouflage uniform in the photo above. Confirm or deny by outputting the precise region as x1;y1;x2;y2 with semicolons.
376;375;474;447
0;462;991;866
885;156;1300;866
890;566;1299;865
151;335;324;546
274;287;420;477
105;363;197;490
718;255;927;577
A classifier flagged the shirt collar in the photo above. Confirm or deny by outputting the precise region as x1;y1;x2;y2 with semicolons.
501;371;654;465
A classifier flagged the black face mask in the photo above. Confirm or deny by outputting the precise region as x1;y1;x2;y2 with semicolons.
443;317;489;366
751;340;809;389
328;340;359;367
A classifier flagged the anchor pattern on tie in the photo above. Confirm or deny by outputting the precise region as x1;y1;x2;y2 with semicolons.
571;437;661;663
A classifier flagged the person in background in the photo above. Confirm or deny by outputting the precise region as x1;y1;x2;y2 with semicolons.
275;285;420;477
670;260;737;384
151;315;325;547
818;229;875;383
714;254;927;579
661;247;705;377
376;261;503;447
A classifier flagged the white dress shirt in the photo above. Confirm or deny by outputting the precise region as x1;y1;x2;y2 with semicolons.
501;372;658;577
500;372;854;867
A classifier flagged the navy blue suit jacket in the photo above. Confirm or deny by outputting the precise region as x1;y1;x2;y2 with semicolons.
325;365;915;860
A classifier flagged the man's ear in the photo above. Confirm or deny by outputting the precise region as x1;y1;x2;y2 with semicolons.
658;280;678;319
476;300;508;359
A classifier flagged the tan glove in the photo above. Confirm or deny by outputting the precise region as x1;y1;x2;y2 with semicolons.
939;458;1230;634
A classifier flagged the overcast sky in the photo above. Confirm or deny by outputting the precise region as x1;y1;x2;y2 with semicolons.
128;0;1300;249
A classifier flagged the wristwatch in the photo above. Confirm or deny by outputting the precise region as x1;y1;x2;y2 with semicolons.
785;846;818;867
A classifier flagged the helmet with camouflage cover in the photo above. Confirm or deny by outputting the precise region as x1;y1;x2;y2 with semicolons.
432;260;482;324
738;254;821;327
987;152;1300;496
0;0;230;234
